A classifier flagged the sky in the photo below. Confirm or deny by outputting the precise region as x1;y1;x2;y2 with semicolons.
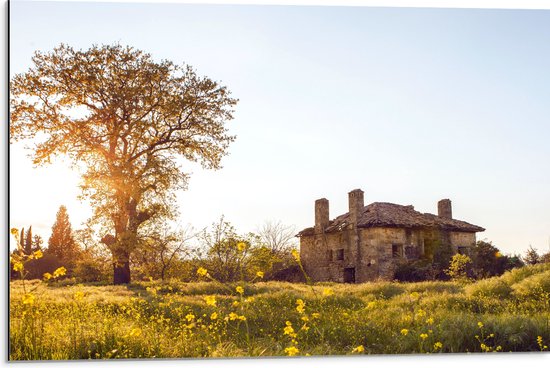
8;0;550;256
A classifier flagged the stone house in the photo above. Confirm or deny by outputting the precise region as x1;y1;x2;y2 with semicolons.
297;189;484;283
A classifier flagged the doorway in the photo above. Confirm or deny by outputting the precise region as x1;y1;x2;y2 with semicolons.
344;267;355;283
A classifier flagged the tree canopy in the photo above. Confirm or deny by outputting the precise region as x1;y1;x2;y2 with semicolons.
11;44;238;284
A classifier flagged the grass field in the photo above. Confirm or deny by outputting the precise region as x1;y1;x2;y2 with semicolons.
9;263;550;360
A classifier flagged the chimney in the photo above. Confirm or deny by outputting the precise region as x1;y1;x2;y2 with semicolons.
348;189;364;226
438;199;452;219
315;198;329;233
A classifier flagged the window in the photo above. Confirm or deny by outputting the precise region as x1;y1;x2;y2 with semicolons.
336;249;344;261
392;244;403;258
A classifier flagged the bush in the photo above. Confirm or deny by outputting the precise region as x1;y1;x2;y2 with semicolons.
464;277;513;299
74;258;106;283
393;260;435;282
21;253;63;280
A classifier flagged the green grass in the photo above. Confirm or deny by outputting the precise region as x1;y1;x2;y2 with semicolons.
9;264;550;360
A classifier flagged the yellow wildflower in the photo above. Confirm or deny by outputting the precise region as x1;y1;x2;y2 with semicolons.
426;317;434;325
322;288;334;296
301;316;309;322
22;293;35;305
204;295;217;306
237;242;246;251
420;333;428;340
10;228;19;236
232;300;240;307
284;325;295;336
210;312;218;320
434;342;443;350
283;321;297;338
291;249;300;262
129;328;142;337
196;267;208;277
33;250;43;259
53;266;66;277
256;271;264;278
401;329;409;336
185;313;195;322
43;272;52;280
415;309;426;318
285;346;299;356
311;313;320;319
13;262;23;272
74;291;84;301
229;312;239;321
245;297;255;303
352;345;365;353
238;315;246;321
296;299;305;314
410;291;420;300
477;321;484;329
236;286;244;294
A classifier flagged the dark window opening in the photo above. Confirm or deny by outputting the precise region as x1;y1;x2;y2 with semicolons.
336;249;344;261
392;244;403;258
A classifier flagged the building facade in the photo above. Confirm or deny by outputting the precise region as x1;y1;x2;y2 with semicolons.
298;189;484;283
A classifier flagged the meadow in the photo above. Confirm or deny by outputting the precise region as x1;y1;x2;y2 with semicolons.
9;263;550;360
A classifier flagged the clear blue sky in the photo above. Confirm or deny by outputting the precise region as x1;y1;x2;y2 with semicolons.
9;0;550;256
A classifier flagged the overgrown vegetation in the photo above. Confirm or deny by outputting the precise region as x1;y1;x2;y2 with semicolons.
9;263;550;360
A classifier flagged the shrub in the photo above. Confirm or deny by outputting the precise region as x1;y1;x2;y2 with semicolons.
393;260;435;282
464;277;513;299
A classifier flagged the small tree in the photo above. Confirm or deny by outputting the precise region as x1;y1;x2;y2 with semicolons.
19;228;25;253
24;226;33;255
48;205;80;268
199;216;259;282
257;221;297;255
134;225;197;280
32;235;43;252
471;240;517;279
445;254;472;281
523;245;540;265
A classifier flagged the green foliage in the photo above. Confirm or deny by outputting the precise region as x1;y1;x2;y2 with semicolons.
430;240;454;279
464;278;513;299
524;246;541;265
445;254;472;281
393;259;435;282
24;254;63;280
197;217;293;283
9;263;550;359
471;240;522;279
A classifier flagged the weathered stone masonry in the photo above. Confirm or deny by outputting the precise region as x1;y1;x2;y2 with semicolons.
298;189;484;283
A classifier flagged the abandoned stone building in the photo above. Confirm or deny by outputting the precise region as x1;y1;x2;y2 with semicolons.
297;189;484;283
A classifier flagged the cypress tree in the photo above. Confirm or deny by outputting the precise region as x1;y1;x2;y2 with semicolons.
25;226;33;255
19;228;25;252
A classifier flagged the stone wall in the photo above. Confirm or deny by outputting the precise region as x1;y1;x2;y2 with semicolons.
300;227;477;283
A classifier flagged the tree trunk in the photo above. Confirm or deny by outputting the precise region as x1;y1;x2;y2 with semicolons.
113;253;131;284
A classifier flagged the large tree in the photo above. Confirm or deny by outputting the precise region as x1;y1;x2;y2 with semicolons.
11;44;237;284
